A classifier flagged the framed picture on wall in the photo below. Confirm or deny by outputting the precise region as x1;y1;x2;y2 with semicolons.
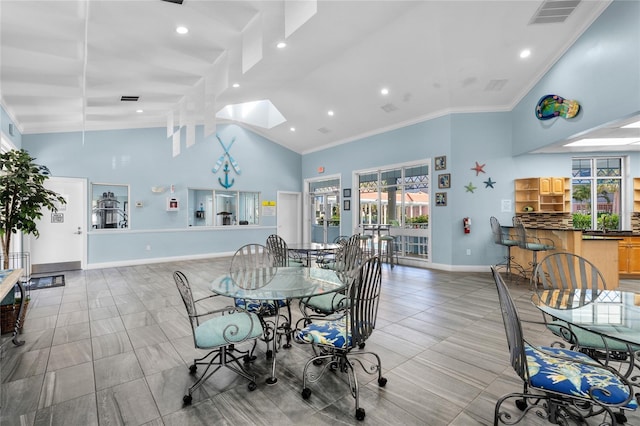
343;200;351;211
435;156;446;170
438;173;451;189
435;192;447;206
343;188;351;198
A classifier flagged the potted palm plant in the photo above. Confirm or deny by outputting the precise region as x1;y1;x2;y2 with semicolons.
0;149;66;270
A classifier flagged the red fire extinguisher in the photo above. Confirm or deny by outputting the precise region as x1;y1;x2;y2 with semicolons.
463;217;471;234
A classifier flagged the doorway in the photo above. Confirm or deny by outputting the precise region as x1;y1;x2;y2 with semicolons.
277;191;302;244
26;177;87;274
306;177;341;244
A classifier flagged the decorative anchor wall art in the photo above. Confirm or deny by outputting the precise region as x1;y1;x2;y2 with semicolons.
212;134;241;189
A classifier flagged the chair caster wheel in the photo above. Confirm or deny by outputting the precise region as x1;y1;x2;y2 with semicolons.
183;394;192;405
355;408;365;421
312;358;323;366
243;354;256;363
358;343;365;349
248;381;257;391
378;377;387;387
515;399;527;411
266;350;273;359
189;364;197;374
301;388;311;399
614;412;627;424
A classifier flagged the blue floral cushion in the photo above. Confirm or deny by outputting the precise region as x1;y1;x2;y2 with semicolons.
195;311;263;348
296;319;349;349
235;298;287;316
526;344;637;409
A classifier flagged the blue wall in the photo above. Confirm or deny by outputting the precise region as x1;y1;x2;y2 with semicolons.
23;123;302;266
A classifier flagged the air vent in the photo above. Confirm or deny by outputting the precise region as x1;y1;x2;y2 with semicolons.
120;96;139;102
529;0;581;24
485;79;508;91
161;0;184;4
381;103;398;113
317;127;331;134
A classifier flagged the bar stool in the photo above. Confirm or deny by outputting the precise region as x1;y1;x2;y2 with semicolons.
378;235;397;268
512;216;555;282
489;216;524;279
358;233;373;257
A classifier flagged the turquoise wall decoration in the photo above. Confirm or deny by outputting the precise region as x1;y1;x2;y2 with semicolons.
212;134;240;188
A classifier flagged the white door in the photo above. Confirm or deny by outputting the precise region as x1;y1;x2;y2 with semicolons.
26;177;86;274
277;191;301;244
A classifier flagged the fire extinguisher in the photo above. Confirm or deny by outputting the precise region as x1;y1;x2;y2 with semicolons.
463;217;471;234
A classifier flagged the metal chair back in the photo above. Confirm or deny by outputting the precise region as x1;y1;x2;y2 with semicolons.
266;234;290;267
173;270;199;331
348;256;382;348
533;252;605;291
511;216;528;249
490;216;506;245
230;244;277;289
491;267;528;382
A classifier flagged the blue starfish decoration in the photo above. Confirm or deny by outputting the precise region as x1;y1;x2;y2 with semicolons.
484;178;496;188
465;182;477;193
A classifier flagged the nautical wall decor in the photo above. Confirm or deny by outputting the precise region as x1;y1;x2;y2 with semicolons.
212;134;240;189
535;94;580;120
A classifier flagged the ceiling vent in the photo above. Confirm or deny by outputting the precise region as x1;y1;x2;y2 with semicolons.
485;79;508;91
120;96;139;102
161;0;184;4
529;0;581;24
317;127;331;134
381;103;398;113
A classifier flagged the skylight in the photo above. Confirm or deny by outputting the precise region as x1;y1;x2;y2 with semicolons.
216;100;286;129
564;138;640;147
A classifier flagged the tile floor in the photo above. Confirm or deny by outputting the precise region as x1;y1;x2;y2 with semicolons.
1;258;639;425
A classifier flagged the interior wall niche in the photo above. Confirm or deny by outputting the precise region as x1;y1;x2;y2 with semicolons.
91;183;129;229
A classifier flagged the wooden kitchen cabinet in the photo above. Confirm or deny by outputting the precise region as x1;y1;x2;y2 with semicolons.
515;177;570;213
619;237;640;276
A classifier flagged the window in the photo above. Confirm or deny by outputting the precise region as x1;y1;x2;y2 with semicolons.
91;183;129;229
188;188;260;226
571;157;623;230
356;162;430;261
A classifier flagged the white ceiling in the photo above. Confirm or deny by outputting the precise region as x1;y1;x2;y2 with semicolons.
0;0;619;154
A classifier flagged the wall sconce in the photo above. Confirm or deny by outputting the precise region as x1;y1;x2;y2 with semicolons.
151;186;167;194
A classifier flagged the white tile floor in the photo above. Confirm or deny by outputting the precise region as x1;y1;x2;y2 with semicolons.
1;259;639;425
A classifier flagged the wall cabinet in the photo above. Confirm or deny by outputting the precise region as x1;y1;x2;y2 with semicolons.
619;237;640;276
515;177;570;213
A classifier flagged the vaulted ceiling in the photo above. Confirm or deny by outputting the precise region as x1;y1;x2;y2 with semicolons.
0;0;613;154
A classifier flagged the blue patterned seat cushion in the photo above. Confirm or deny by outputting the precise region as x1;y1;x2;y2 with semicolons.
302;293;349;314
526;344;637;409
195;311;263;348
296;319;349;348
235;298;287;316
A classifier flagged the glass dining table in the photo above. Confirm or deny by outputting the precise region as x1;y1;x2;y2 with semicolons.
532;288;640;384
287;242;341;267
210;266;347;384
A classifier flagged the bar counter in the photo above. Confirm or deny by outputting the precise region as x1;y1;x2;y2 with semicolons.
510;228;620;289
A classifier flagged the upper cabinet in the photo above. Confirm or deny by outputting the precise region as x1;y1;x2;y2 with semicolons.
515;177;570;213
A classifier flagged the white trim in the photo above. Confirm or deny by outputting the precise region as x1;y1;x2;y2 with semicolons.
86;251;235;270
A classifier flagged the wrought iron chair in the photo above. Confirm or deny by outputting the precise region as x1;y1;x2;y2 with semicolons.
491;266;636;425
299;244;363;321
295;256;387;421
231;243;293;358
173;271;263;405
490;216;524;278
266;234;304;267
533;252;640;385
315;235;351;268
512;216;555;278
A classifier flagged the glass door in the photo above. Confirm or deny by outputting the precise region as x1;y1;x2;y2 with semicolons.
308;178;341;244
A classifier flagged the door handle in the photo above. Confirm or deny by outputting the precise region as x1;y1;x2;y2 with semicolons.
74;227;82;235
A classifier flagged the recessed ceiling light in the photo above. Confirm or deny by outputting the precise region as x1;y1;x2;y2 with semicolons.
327;110;334;116
564;138;640;147
381;88;389;95
290;127;296;132
520;49;531;58
136;109;143;113
232;83;240;88
277;42;287;49
176;26;188;35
